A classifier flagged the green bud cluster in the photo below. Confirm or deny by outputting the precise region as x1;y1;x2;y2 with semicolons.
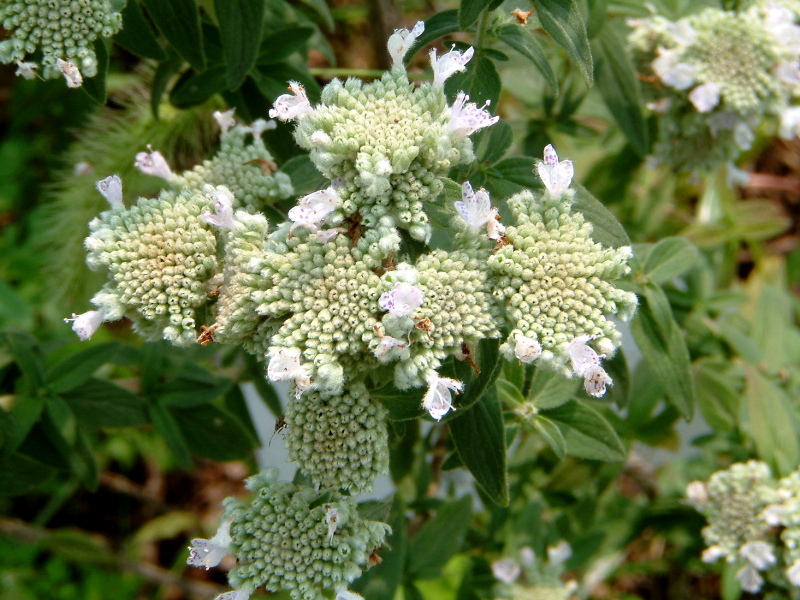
285;382;389;495
0;0;122;80
294;69;474;242
223;469;390;600
175;122;294;213
85;185;219;345
487;189;636;374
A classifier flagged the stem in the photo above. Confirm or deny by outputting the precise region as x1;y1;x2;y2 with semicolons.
474;8;492;52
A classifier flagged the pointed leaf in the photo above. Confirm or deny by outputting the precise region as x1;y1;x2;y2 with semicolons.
573;184;631;247
405;10;459;64
114;0;166;60
62;379;148;429
149;401;192;469
497;24;558;92
641;236;700;284
46;342;120;394
459;0;494;29
533;414;566;458
527;368;578;410
141;0;205;71
542;399;625;460
534;0;593;86
173;404;258;461
215;0;266;89
407;495;472;577
445;54;501;114
81;39;109;104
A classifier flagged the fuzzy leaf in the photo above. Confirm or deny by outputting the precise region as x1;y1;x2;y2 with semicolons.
497;24;558;92
406;10;460;63
407;496;473;577
115;0;166;60
534;0;593;86
46;342;120;394
642;236;700;284
459;0;494;29
573;184;631;247
542;400;626;460
527;368;579;410
141;0;205;71
215;0;266;89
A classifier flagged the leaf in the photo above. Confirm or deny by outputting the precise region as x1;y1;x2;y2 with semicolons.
81;39;109;104
542;400;626;460
533;414;566;458
745;366;799;477
492;156;538;188
151;48;183;118
586;0;608;37
299;0;334;30
61;379;148;429
694;362;740;431
496;24;558;92
603;349;631;409
591;24;648;155
526;368;578;410
573;184;631;247
445;55;502;114
73;429;99;490
148;402;193;469
114;0;166;60
140;341;166;395
141;0;205;72
7;395;46;454
244;354;283;417
215;0;266;89
534;0;593;86
407;496;472;578
157;375;233;408
480;120;513;165
641;236;700;284
257;26;316;64
0;453;55;496
446;338;503;415
752;284;793;374
357;495;394;522
281;154;330;196
459;0;494;29
353;502;408;600
173;404;258;461
169;66;228;108
630;286;696;419
449;388;509;506
46;342;119;394
495;378;525;407
5;331;45;389
372;384;426;421
406;10;459;63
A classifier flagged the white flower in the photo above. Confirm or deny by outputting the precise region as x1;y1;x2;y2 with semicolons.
776;61;800;85
537;144;573;196
455;182;492;231
701;545;725;563
763;3;800;51
448;92;499;139
326;506;339;543
583;365;612;397
491;558;521;584
215;590;251;600
422;372;463;420
242;118;275;137
666;21;697;46
374;335;408;361
288;186;338;232
430;46;474;87
314;227;345;243
267;347;312;394
762;503;785;526
336;591;365;600
310;130;332;145
57;59;83;88
514;333;542;364
269;81;313;121
519;546;536;567
707;111;737;136
651;47;696;90
689;82;720;113
95;175;123;207
740;541;776;571
387;21;424;68
779;106;800;139
735;564;764;594
547;540;572;565
213;109;236;134
734;122;754;150
187;520;232;569
379;283;424;317
685;481;709;509
15;61;37;80
787;559;800;586
203;187;236;229
134;146;174;181
567;335;600;376
64;311;105;341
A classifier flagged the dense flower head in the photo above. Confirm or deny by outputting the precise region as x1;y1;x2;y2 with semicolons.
284;382;389;494
84;185;220;346
171;118;294;212
204;469;389;600
628;2;800;171
487;189;636;381
0;0;123;84
291;70;476;241
251;222;401;394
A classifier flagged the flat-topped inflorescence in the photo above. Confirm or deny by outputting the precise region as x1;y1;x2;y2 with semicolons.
0;0;122;86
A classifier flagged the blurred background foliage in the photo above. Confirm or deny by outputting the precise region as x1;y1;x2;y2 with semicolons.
1;0;800;598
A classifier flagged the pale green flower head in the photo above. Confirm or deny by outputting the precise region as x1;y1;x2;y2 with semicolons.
0;0;122;84
284;382;389;495
84;184;221;346
203;469;390;600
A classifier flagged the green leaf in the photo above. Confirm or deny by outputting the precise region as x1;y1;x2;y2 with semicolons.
357;495;394;522
752;284;793;374
73;429;99;490
449;388;509;506
215;0;266;89
0;454;55;496
492;156;538;187
694;362;740;431
573;184;631;247
526;368;578;410
496;24;558;92
630;286;696;419
81;39;109;104
445;54;501;113
149;402;193;469
480;120;513;164
141;341;166;395
151;48;183;118
532;414;566;458
61;379;148;429
7;395;46;454
169;65;228;108
591;24;648;155
141;0;205;71
534;0;593;86
459;0;494;29
244;354;283;417
173;404;258;462
114;0;166;60
372;384;426;421
603;349;631;408
745;366;799;477
495;378;525;407
353;503;408;600
257;26;316;64
586;0;608;37
5;331;45;389
157;375;233;408
407;496;472;578
281;154;330;196
641;236;700;284
299;0;334;30
543;400;626;460
406;10;459;63
446;338;503;415
46;342;119;394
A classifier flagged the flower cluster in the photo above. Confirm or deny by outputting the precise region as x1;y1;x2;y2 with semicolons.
688;460;800;594
285;382;389;495
628;0;800;171
491;543;577;600
0;0;123;87
188;469;390;600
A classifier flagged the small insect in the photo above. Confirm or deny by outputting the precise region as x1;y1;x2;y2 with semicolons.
373;252;396;276
243;158;277;176
325;505;339;543
196;324;218;345
414;317;432;333
493;235;510;251
269;415;287;446
460;343;481;374
511;8;535;25
345;211;363;244
368;547;384;567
